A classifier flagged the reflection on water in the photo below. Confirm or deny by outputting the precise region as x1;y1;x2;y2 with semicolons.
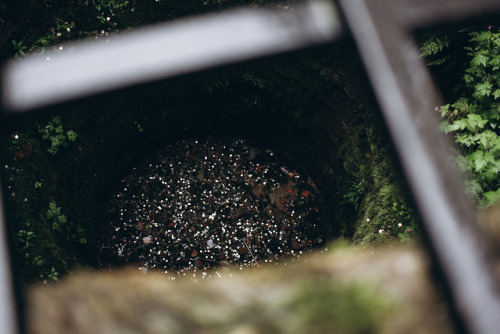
98;138;325;279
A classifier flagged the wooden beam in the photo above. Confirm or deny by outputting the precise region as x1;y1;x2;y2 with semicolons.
389;0;500;29
1;0;341;113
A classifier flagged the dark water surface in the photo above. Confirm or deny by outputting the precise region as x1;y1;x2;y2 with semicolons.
98;137;325;277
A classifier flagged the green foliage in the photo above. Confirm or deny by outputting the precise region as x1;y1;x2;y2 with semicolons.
94;0;130;24
67;130;79;142
41;116;79;155
342;178;363;211
419;34;450;65
0;120;80;283
46;267;60;283
28;36;52;53
47;201;87;244
340;118;419;246
202;77;230;95
133;121;144;133
288;278;392;333
47;201;66;230
11;40;27;57
11;214;69;283
242;73;266;88
17;223;36;250
439;28;500;206
9;133;22;152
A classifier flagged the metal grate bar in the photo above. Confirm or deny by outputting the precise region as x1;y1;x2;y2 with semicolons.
388;0;500;29
0;185;17;334
2;0;500;333
337;0;500;332
1;0;341;113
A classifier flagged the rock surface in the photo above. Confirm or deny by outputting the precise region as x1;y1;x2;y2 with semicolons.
26;243;453;334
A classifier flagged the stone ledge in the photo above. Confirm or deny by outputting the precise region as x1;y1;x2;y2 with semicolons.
26;243;453;334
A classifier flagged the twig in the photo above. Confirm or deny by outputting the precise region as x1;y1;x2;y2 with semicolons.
199;258;237;268
242;239;260;268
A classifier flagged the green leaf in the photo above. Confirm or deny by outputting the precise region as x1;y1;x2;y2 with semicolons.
51;137;60;147
482;185;500;207
468;150;487;171
67;130;78;142
456;154;473;172
475;81;493;97
48;146;58;155
467;114;488;131
440;120;451;133
464;74;474;83
451;97;470;112
52;222;60;230
439;104;450;117
471;53;489;67
448;118;472;132
477;130;499;149
426;57;450;66
456;133;477;146
493;89;500;99
489;56;500;67
419;35;449;57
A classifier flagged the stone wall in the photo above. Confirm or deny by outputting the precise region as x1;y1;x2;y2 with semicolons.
26;243;453;334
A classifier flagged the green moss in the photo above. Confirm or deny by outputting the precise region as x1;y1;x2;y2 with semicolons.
339;108;420;246
285;278;392;333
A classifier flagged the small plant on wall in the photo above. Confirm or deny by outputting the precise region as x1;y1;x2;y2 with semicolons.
40;116;78;155
47;201;87;244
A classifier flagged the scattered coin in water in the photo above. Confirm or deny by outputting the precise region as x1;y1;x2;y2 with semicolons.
98;138;324;278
